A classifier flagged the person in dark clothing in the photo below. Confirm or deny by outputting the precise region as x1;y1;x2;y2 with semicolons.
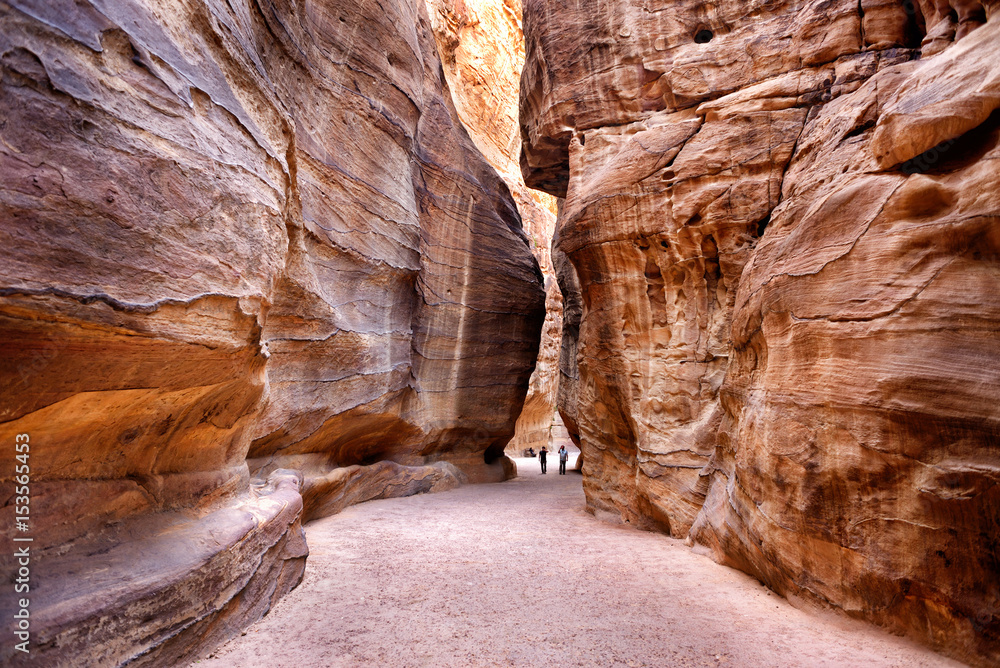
539;446;548;474
558;445;568;474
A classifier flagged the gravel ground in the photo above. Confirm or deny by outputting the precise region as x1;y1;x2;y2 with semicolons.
197;456;960;668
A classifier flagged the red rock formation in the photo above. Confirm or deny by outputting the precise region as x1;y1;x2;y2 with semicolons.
426;0;562;456
692;17;1000;663
0;0;543;662
553;241;583;460
522;0;1000;663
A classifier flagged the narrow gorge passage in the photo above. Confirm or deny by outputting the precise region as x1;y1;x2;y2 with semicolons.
200;459;956;668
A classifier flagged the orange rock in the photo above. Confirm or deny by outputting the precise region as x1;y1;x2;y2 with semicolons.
0;0;543;662
522;0;1000;663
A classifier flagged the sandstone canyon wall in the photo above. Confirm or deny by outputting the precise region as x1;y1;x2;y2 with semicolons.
425;0;563;457
0;0;544;663
521;0;1000;664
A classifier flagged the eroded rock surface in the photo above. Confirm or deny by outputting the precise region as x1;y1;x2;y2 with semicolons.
426;0;562;456
552;241;583;461
0;0;544;662
522;0;1000;663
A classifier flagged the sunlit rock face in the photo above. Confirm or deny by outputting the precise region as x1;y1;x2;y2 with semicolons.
0;0;543;662
521;0;1000;663
426;0;562;456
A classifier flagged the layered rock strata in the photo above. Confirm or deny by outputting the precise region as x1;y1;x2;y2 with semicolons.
552;241;583;459
522;0;1000;663
426;0;562;456
0;0;544;663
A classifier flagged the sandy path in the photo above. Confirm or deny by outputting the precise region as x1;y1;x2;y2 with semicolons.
197;456;960;668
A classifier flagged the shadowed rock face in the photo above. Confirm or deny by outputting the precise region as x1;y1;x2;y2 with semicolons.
522;0;1000;663
425;0;562;456
0;0;543;662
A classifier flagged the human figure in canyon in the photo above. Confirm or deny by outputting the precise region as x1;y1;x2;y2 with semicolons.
558;445;568;474
539;446;548;473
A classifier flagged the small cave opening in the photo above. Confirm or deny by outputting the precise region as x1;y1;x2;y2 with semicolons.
484;439;506;465
844;118;876;140
755;214;771;238
900;0;927;49
128;42;147;70
694;29;714;44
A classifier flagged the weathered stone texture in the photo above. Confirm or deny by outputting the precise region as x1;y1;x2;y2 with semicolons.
522;0;1000;663
0;0;544;662
426;0;562;456
692;18;1000;663
553;240;582;452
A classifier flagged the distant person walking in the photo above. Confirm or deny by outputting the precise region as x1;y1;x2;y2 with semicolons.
558;445;568;474
539;446;548;474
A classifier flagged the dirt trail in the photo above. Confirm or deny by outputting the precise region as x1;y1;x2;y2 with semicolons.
198;456;960;667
